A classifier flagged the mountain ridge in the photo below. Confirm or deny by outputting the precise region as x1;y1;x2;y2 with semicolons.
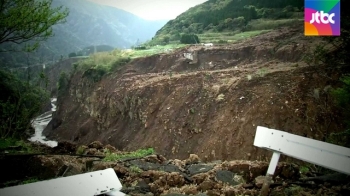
0;0;168;68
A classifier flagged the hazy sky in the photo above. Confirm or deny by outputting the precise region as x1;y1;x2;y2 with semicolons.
88;0;207;20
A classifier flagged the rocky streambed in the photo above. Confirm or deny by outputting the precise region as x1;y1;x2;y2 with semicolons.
1;141;349;196
28;97;58;147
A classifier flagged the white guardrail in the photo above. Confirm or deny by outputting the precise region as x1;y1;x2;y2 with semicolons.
254;126;350;176
0;168;125;196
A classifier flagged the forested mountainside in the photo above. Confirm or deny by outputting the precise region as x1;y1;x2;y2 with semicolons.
152;0;303;42
0;0;167;68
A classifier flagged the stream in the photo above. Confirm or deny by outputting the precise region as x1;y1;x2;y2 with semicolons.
28;98;58;147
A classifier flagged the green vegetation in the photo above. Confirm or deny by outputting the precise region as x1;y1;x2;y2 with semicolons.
300;4;350;148
152;0;303;43
0;0;69;52
245;18;302;31
299;165;310;174
0;138;37;153
307;3;350;147
3;178;39;188
0;69;49;139
68;45;115;58
328;75;350;147
129;166;143;174
76;44;186;81
180;34;200;44
103;148;155;162
0;0;65;141
198;30;270;43
21;178;39;184
76;145;86;155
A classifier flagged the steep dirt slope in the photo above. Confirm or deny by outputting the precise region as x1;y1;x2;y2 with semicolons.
45;26;347;162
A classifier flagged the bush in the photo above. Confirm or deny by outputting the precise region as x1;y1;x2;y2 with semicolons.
68;52;77;58
180;33;200;44
58;71;69;96
82;67;107;83
217;40;228;44
110;57;131;72
134;46;147;50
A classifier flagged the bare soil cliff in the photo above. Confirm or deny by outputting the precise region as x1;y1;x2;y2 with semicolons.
44;26;347;161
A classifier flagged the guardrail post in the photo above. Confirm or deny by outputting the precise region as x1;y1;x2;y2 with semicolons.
253;126;350;195
267;151;281;175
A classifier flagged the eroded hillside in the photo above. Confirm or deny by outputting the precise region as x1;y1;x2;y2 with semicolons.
44;26;346;161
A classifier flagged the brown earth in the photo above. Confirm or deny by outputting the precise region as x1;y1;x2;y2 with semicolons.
44;25;348;162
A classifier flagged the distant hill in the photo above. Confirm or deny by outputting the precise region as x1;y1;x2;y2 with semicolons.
152;0;303;43
0;0;167;68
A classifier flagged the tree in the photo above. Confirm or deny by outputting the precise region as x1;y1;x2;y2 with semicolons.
0;0;69;52
180;34;200;44
0;69;49;139
162;36;170;45
0;0;66;139
68;52;77;58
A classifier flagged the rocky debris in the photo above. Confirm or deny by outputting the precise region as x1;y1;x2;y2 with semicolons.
184;154;201;165
187;164;213;176
103;144;118;152
215;170;242;186
143;154;167;164
1;142;349;196
50;141;77;154
99;154;349;196
88;141;104;149
299;173;350;184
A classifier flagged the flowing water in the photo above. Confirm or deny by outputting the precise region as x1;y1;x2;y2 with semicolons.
28;98;58;147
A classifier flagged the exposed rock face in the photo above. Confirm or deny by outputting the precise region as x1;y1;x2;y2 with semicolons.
45;26;345;162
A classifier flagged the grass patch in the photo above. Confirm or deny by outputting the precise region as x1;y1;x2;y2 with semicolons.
76;44;186;79
129;165;142;173
21;178;39;184
103;148;155;162
198;30;271;43
299;166;310;174
0;138;37;153
127;44;186;59
2;178;39;188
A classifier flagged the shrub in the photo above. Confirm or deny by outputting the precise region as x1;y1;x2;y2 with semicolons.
134;46;147;50
180;33;200;44
58;71;69;92
82;67;107;83
110;57;131;72
68;52;77;58
217;39;228;44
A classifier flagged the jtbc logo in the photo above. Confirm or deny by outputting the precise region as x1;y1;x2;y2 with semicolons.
310;11;335;24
